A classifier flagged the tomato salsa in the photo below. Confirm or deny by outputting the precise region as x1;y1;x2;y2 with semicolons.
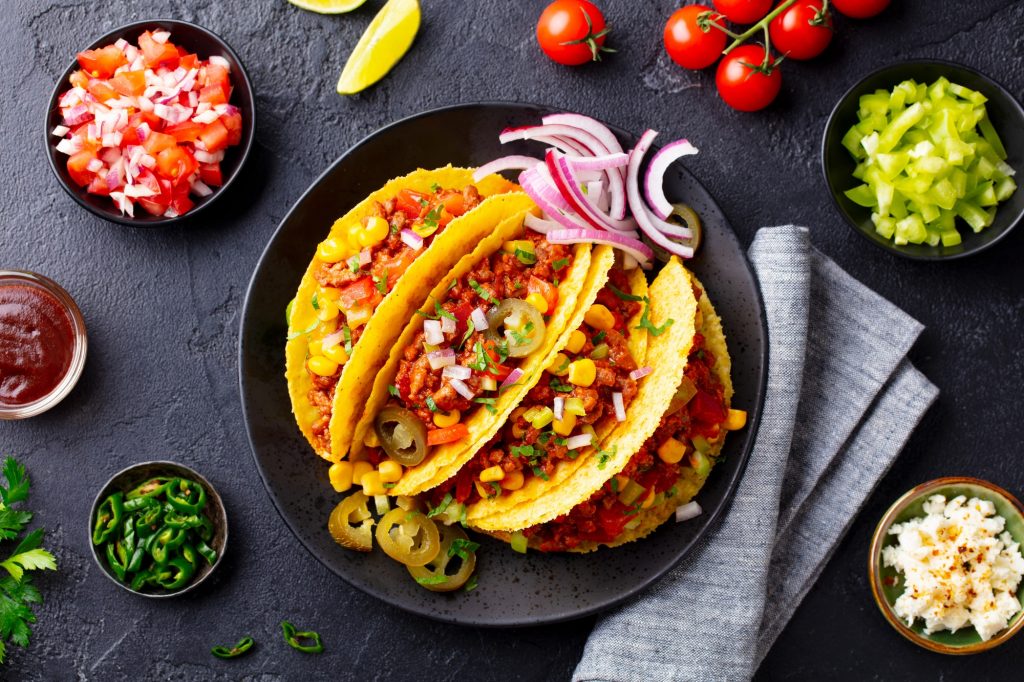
53;30;244;218
0;283;78;408
523;315;729;552
303;185;483;452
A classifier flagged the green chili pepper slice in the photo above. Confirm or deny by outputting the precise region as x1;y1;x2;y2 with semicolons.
129;569;153;591
93;492;124;545
196;540;218;565
123;495;158;512
105;540;129;582
281;621;323;654
211;636;255;659
164;511;203;529
181;544;198;569
153;557;195;590
166;478;207;514
126;476;173;499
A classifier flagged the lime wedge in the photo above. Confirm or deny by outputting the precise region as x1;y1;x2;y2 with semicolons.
336;0;421;95
287;0;369;14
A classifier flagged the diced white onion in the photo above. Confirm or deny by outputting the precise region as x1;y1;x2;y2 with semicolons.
190;179;213;197
442;365;472;381
470;307;488;331
151;30;171;44
440;315;456;334
566;433;593;450
554;397;565;421
449;378;475;400
629;366;652;380
423;319;444;345
427;349;456;370
400;229;424;251
51;125;70;137
500;368;524;390
613;392;626;422
208;55;231;70
675;501;703;523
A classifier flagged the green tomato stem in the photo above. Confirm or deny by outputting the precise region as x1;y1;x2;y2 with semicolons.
722;0;799;56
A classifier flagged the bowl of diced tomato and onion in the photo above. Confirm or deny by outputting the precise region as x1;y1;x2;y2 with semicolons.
44;20;255;225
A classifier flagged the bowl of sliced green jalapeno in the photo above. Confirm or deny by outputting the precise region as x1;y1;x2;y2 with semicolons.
89;461;228;597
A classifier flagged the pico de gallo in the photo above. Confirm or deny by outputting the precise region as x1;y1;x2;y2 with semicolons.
368;231;573;475
52;30;244;218
301;184;484;453
519;284;745;552
425;268;647;508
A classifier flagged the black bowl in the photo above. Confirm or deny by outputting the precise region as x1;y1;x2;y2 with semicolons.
822;59;1024;260
88;460;228;598
44;19;256;227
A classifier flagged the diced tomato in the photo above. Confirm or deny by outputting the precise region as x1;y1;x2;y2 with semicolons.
69;70;89;89
427;423;470;446
482;340;513;380
221;111;243;146
143;132;177;155
203;63;230;90
527;276;558;312
163;120;203;144
169;184;194;215
138;31;180;69
155;146;197;185
135;171;173;216
179;54;199;70
87;79;118;102
198;163;223;187
87;175;111;196
198;119;229;153
396;189;428;217
689;391;728;428
76;45;127;78
454;471;473;503
337;277;377;310
127;111;161;129
198;84;228;105
595;505;629;541
67;151;97;187
441;192;466;217
110;70;146;97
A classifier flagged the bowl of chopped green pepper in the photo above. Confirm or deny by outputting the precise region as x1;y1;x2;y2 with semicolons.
89;461;228;598
822;59;1024;260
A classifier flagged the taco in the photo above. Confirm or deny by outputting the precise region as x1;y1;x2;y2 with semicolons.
285;166;530;461
348;210;617;497
487;268;745;551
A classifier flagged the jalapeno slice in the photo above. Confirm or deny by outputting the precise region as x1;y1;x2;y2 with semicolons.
153;556;195;590
407;523;478;592
126;477;173;500
105;540;129;582
281;621;323;654
374;509;441;567
166;478;207;514
93;492;124;545
211;636;255;659
671;203;702;253
374;406;428;466
486;299;546;358
328;492;374;552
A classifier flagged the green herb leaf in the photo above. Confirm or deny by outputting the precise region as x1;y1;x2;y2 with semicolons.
636;297;673;337
592;330;606;344
427;493;453;518
416;575;448;585
435;303;456;322
347;255;361;273
430;182;441;192
469;342;489;372
549;378;573;393
531;466;550;481
596;446;617;470
373;270;389;296
462;574;478;592
459;318;476;350
468;279;497;305
608;283;644;302
342;325;353;355
474;397;497;414
552;258;570;271
310;293;320;311
425;397;447;414
387;384;400;398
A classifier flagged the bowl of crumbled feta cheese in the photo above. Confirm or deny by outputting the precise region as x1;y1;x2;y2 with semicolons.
869;477;1024;654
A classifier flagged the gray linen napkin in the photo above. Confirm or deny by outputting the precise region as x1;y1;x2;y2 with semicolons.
573;226;939;682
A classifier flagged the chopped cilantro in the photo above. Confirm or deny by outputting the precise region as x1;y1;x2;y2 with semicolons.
387;384;400;398
430;182;441;192
286;320;318;340
427;493;453;518
666;485;678;499
552;258;570;271
459;319;476;350
373;270;388;295
549;378;573;392
310;293;320;311
592;330;606;344
422;205;443;232
609;283;644;301
537;431;552;444
553;437;568;447
566;450;580;460
514;248;537;266
514;281;524;290
636;297;674;337
623;503;643;517
596;446;617;470
341;325;353;354
435;303;456;322
531;466;550;481
510;445;536;460
448;538;480;561
474;397;497;414
347;255;361;273
552;277;559;287
610;477;620;493
463;574;478;592
468;279;497;304
488;482;501;497
382;482;396;490
425;396;447;414
418;198;429;207
468;341;489;371
416;575;449;585
414;308;438;320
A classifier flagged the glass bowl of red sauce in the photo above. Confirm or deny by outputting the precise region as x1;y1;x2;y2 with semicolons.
0;271;87;419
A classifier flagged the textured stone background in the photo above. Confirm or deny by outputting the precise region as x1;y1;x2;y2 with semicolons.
2;0;1023;679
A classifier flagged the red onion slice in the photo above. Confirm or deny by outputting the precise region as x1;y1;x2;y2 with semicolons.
470;307;489;331
519;171;592;233
442;365;472;381
645;139;699;220
549;151;638;234
423;319;444;345
612;392;626;422
675;501;703;523
520;166;572;213
546;228;653;267
450;378;475;400
322;328;347;348
568;153;629;171
473;155;539;182
500;368;524;391
627;131;695;259
566;433;594;450
540;113;625;155
629;366;652;380
499;124;608;156
523;214;562;234
427;349;456;370
400;229;424;251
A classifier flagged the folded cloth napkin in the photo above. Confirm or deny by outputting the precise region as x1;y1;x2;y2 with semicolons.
573;225;939;682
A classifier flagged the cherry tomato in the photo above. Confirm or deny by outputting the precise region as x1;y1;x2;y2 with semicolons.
712;0;772;24
831;0;889;19
768;0;832;61
664;5;728;70
715;44;782;111
536;0;613;66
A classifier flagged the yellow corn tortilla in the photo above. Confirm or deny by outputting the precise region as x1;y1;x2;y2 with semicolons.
355;224;615;497
470;257;699;532
284;166;522;461
464;266;649;523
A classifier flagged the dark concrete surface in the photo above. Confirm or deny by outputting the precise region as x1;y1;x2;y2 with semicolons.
1;0;1022;679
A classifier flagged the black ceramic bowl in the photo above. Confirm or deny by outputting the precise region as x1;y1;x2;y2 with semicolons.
44;19;255;227
89;461;228;598
822;59;1024;260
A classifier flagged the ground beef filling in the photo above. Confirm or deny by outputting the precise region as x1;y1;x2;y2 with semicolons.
304;185;484;451
389;232;573;438
523;329;729;552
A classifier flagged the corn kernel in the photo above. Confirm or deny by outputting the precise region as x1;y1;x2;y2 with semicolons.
328;461;353;493
317;318;338;336
525;292;549;314
323;343;349;365
363;429;380;448
307;339;324;357
657;437;688;464
552;412;577;436
474;480;495;499
546;352;570;376
567;358;596;387
359;216;390;247
346;304;373;329
613;475;630;491
433;409;460;428
316;298;340;322
345;223;363;248
501;470;525;491
320;287;342;301
480;465;505;483
307;355;339;377
565;329;586;354
378;460;403;483
352;460;373;486
725;409;748;431
317;237;347;263
584;304;615;331
640;488;657;509
361;470;386;496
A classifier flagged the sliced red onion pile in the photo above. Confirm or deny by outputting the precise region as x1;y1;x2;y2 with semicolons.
475;114;700;267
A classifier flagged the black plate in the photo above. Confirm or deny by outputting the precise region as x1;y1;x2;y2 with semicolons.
822;59;1024;260
239;103;767;627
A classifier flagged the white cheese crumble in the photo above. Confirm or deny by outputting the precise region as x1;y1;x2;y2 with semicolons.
882;494;1024;641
